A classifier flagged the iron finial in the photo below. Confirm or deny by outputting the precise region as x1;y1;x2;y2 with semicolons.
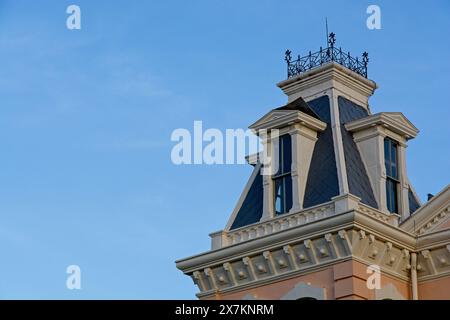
328;32;336;47
285;49;292;63
362;51;369;64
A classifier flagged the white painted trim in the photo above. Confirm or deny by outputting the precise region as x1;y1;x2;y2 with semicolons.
398;144;410;220
289;124;319;212
261;140;275;221
176;209;418;273
401;185;450;233
329;90;349;194
416;228;450;249
249;109;326;133
276;62;377;109
345;112;419;140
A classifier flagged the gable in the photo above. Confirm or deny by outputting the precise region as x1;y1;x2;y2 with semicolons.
384;112;418;132
400;185;450;234
345;111;419;140
249;109;295;130
249;97;324;132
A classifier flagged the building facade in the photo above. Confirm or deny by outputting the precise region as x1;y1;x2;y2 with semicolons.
176;35;450;300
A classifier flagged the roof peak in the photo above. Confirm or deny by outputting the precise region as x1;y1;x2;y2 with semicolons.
274;97;320;119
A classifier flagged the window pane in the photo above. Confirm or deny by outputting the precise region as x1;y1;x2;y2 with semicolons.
282;134;292;174
276;134;292;175
384;138;399;179
384;138;390;176
391;143;397;179
274;136;281;176
274;176;292;215
386;180;392;212
391;163;397;180
284;175;293;213
273;135;293;215
275;178;283;215
384;138;399;213
392;180;398;213
386;179;398;213
386;179;393;212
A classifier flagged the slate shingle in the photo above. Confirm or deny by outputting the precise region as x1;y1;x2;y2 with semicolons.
338;96;379;209
303;95;340;208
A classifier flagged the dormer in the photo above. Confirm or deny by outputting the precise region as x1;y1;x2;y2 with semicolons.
345;112;419;220
248;97;327;221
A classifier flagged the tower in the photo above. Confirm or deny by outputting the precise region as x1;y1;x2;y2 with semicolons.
176;34;450;300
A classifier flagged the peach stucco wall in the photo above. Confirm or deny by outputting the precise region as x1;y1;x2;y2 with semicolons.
209;267;335;300
418;276;450;299
205;259;411;300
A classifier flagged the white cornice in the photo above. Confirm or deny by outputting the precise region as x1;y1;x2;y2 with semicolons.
176;209;417;274
177;204;450;297
276;62;378;108
176;210;357;273
416;228;450;249
345;112;419;140
249;110;326;133
401;185;450;234
277;62;377;90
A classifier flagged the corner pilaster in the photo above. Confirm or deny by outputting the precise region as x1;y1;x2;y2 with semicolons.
261;137;275;221
329;89;349;195
289;124;319;213
398;144;410;220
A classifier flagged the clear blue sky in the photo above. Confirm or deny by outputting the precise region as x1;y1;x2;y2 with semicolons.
0;0;449;299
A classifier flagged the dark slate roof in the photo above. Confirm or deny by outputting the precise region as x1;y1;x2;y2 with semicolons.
408;188;421;214
338;96;379;209
230;95;386;230
275;97;320;120
230;168;263;230
303;96;340;208
230;96;337;229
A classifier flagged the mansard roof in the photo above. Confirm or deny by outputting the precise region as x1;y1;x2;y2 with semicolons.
228;95;392;230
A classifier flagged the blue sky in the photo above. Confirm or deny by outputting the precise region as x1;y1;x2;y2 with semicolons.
0;0;449;299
